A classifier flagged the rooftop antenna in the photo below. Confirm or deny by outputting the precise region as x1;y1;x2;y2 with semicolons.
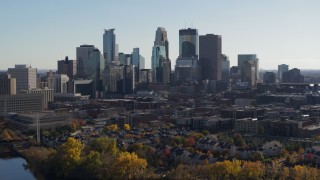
29;59;32;68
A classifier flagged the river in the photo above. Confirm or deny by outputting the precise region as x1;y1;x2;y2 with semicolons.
0;155;36;180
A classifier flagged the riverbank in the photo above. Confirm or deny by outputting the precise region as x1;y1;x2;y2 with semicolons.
0;155;36;180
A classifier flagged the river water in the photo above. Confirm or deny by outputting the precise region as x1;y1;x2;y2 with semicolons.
0;156;36;180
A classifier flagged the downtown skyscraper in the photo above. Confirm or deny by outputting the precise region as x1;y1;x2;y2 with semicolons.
154;27;169;60
238;54;259;87
199;34;222;81
103;29;118;62
174;28;199;83
179;28;199;58
151;27;171;84
76;44;95;78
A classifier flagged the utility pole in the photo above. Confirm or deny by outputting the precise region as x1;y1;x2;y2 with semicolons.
36;113;40;143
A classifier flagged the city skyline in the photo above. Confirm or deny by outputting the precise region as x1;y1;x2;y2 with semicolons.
0;0;319;70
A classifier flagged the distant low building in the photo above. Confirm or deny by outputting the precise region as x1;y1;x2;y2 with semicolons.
0;94;43;118
7;112;70;131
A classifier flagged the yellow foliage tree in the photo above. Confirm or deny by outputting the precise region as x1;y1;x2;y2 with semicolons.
105;124;119;132
1;129;12;140
57;137;84;177
124;123;131;131
239;161;265;179
209;160;241;179
112;152;147;179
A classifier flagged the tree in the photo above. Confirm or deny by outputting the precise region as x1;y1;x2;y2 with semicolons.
209;160;241;179
104;124;119;132
112;152;147;179
202;130;210;136
89;137;118;157
191;132;204;141
234;133;246;147
184;136;196;147
70;119;85;131
251;151;264;161
124;124;131;131
239;161;264;179
82;151;102;173
1;129;12;140
56;137;84;177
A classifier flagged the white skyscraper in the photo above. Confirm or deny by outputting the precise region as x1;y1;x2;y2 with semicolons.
8;64;37;94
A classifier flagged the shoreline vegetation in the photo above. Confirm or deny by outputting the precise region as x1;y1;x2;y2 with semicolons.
21;137;320;180
3;124;320;179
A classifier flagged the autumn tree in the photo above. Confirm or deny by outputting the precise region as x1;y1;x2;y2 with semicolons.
239;161;265;179
209;160;241;179
104;124;119;132
56;137;84;177
112;152;147;179
70;119;85;131
191;132;204;141
1;129;12;140
124;123;131;131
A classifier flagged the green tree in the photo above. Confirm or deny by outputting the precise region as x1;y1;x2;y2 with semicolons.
82;151;102;173
89;137;118;157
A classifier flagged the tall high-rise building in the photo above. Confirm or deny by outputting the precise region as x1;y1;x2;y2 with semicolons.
263;72;276;84
139;55;145;70
131;48;145;70
151;46;166;70
76;45;95;78
102;64;135;95
152;28;171;84
57;56;77;78
278;64;289;82
87;48;104;79
119;53;131;65
154;27;169;59
179;28;198;58
221;54;230;85
139;69;153;84
103;29;117;62
199;34;222;81
282;68;304;83
0;74;16;95
238;54;259;85
8;64;37;94
241;61;257;87
47;74;69;93
67;79;96;98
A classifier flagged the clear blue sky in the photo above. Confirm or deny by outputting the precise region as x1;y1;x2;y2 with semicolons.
1;0;319;70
